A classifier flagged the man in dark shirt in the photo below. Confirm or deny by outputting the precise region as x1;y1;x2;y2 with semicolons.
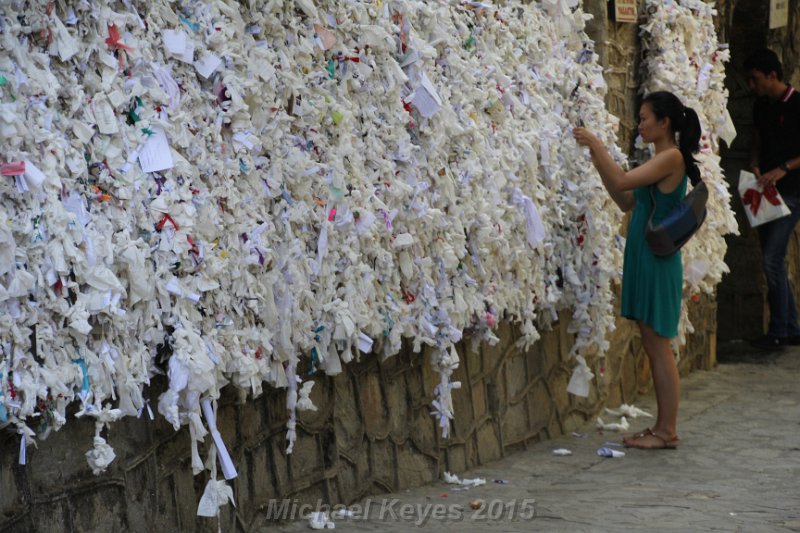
745;48;800;350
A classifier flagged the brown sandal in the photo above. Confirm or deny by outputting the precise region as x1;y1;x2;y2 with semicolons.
623;428;652;445
624;428;680;450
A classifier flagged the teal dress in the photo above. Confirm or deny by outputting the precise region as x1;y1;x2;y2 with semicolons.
621;176;687;338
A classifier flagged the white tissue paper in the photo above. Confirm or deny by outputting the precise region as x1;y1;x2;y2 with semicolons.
566;355;594;397
196;478;236;518
595;416;630;432
309;511;336;530
443;471;485;487
604;404;653;419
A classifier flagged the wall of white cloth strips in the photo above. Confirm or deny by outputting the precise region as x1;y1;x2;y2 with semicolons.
0;0;732;515
639;0;738;346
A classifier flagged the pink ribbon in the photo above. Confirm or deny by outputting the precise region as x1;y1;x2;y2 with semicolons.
1;162;25;176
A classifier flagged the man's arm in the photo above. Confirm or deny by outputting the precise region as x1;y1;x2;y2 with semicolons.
761;155;800;187
755;98;800;186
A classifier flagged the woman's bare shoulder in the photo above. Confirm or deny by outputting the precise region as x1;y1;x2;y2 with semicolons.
653;147;683;163
652;147;685;174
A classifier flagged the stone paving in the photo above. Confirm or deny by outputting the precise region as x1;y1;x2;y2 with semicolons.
270;346;800;532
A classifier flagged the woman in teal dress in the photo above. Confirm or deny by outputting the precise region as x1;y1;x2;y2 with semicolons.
573;91;702;450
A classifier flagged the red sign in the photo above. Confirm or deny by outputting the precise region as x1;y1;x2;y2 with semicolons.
615;0;637;23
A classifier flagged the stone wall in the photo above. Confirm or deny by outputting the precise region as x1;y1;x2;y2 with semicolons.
0;293;715;532
0;3;724;532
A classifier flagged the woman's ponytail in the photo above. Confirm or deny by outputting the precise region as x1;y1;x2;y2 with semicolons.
678;106;701;185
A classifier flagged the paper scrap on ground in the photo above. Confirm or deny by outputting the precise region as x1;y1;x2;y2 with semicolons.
596;416;630;432
597;447;626;458
604;404;653;419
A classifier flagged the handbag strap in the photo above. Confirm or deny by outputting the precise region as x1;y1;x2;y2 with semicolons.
647;176;696;229
647;184;658;229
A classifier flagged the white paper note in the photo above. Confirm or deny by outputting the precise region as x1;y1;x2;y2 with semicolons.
194;52;222;79
314;24;336;51
23;160;47;189
73;121;95;144
53;17;79;61
162;29;187;56
408;72;442;118
138;128;174;173
99;51;118;69
357;332;373;353
94;96;119;134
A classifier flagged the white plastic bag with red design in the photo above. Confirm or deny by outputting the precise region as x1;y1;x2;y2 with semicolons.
738;170;790;228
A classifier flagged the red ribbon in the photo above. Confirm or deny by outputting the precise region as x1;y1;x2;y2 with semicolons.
155;214;179;232
743;186;781;215
105;24;132;52
401;288;415;305
186;235;199;257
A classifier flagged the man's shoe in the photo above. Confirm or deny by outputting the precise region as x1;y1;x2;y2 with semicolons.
750;335;784;351
783;335;800;346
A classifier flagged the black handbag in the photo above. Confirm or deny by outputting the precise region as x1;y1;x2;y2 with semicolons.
644;180;708;257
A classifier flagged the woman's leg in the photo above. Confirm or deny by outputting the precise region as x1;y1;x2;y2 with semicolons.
627;322;680;446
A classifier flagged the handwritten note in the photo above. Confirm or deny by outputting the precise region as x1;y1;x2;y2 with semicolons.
138;127;174;173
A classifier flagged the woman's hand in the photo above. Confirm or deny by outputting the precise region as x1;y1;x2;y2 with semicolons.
572;127;600;149
571;126;633;212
